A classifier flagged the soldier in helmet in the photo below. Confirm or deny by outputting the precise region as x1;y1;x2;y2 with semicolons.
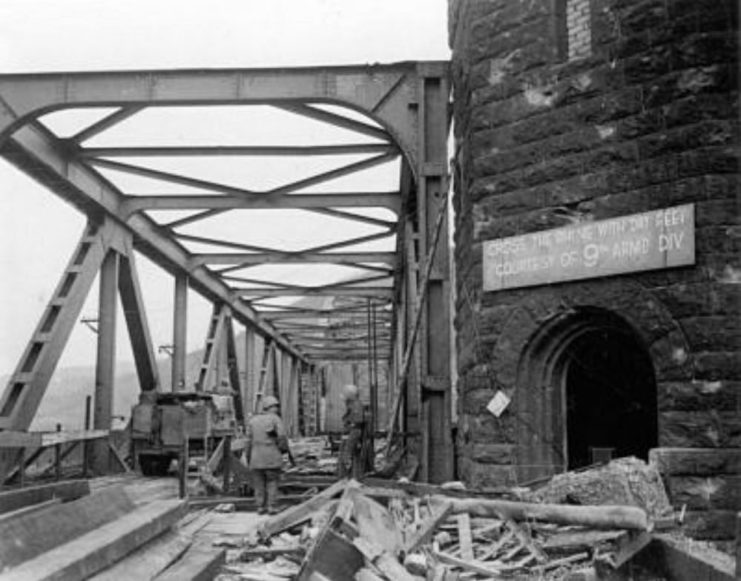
245;395;290;514
338;384;373;478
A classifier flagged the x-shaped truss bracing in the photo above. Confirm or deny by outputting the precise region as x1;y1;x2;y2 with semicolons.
0;63;454;483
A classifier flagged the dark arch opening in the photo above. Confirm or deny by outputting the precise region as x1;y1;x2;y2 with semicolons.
560;320;658;469
516;307;658;481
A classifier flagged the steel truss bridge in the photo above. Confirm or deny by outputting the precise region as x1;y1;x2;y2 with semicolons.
0;62;454;482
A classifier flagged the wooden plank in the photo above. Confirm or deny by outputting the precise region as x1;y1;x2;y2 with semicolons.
353;536;418;581
457;513;474;561
240;546;305;560
188;494;309;511
0;431;41;448
154;541;226;581
504;519;547;564
362;476;510;498
432;550;506;578
438;496;649;530
90;511;212;581
41;429;109;447
542;529;624;550
404;500;453;553
349;489;403;556
2;499;187;581
258;478;348;540
0;480;89;515
0;485;134;569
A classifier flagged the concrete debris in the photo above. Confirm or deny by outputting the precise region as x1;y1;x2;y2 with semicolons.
532;457;674;520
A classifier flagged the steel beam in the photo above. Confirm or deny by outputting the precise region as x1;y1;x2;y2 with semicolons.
92;249;119;474
244;329;258;420
0;122;305;361
172;273;189;391
264;310;392;321
191;252;397;267
118;245;160;392
195;304;229;392
235;288;392;299
0;221;125;430
72;106;146;143
79;143;395;157
90;157;259;197
266;151;398;196
416;71;453;483
225;316;245;426
274;103;392;142
124;193;402;214
0;63;452;169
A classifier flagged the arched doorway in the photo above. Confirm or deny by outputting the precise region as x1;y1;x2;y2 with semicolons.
516;307;658;481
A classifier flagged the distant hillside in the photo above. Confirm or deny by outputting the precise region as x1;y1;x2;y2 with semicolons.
2;331;249;432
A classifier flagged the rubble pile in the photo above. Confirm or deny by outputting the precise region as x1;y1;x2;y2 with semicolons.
217;462;671;580
284;436;337;475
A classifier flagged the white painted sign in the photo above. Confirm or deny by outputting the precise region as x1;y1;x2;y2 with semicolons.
487;390;511;417
483;203;695;291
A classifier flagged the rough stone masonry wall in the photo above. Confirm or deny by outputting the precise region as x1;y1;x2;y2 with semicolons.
448;0;739;539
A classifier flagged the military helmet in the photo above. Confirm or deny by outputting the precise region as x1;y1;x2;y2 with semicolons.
262;395;280;410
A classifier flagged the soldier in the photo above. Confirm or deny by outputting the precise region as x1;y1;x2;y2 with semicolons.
245;395;289;514
337;384;373;478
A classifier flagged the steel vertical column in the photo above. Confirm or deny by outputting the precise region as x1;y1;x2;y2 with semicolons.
244;329;257;420
118;248;160;392
404;216;421;457
93;249;119;474
417;65;453;483
172;273;188;391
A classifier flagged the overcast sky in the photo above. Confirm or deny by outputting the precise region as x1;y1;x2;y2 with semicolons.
0;0;451;378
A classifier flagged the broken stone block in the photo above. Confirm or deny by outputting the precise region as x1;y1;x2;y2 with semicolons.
532;457;673;520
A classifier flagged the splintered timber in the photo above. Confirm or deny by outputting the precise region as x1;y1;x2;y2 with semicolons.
482;203;695;291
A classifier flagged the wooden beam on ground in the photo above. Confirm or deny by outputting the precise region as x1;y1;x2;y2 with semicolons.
0;485;134;569
240;546;306;560
0;479;90;515
438;496;649;531
91;511;212;581
432;550;506;578
2;499;187;581
258;478;348;540
188;494;312;511
154;541;226;581
362;477;511;499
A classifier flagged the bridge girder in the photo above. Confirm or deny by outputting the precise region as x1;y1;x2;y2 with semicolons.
0;62;453;481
